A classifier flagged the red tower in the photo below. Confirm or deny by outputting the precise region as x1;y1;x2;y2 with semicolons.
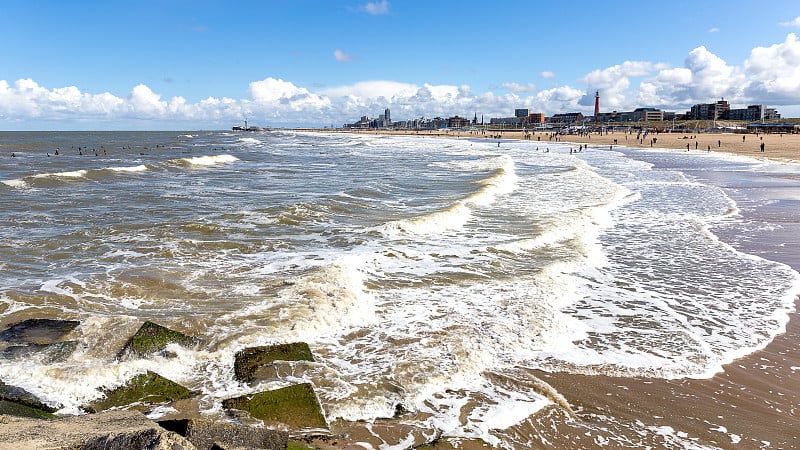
594;90;600;120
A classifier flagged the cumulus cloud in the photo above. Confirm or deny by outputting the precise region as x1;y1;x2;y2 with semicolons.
708;27;720;33
780;16;800;27
363;0;389;15
503;82;537;93
334;49;354;62
580;61;662;109
683;46;744;99
4;33;800;129
540;71;555;79
744;33;800;104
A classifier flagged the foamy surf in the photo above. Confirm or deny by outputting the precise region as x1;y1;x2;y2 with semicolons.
377;155;518;236
2;131;800;449
107;164;149;173
176;154;239;167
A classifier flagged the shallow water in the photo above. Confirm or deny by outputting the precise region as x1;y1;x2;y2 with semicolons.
1;131;798;448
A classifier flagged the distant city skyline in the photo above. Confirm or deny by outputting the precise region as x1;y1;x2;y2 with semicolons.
2;1;800;130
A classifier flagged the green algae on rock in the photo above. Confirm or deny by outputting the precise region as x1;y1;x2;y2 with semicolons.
117;321;199;359
233;343;314;383
86;371;192;413
0;400;56;419
222;383;327;429
0;379;59;416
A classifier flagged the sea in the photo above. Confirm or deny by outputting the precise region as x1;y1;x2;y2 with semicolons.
1;130;799;449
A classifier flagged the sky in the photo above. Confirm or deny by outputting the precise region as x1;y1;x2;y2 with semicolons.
2;0;800;130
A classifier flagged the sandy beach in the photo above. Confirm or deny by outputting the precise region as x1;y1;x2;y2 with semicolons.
348;128;800;164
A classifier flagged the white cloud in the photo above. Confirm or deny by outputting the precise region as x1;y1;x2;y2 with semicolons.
503;82;537;93
708;27;720;33
683;45;744;99
780;16;800;27
534;86;584;113
363;0;389;15
320;80;418;99
580;61;660;109
248;77;331;112
744;33;800;104
6;33;800;129
334;49;354;62
540;71;555;79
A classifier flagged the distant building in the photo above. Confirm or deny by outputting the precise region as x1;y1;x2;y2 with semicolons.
515;109;530;118
447;115;471;128
726;104;780;121
523;113;545;124
597;108;672;123
633;107;664;122
687;99;729;120
490;117;520;126
548;112;585;123
343;107;392;129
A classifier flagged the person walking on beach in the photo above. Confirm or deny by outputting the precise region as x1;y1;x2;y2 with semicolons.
760;142;765;152
718;140;721;147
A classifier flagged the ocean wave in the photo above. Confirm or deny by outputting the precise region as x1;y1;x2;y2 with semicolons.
175;154;240;167
107;164;149;173
377;156;518;236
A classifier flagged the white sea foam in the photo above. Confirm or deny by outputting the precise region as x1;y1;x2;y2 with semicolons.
108;164;148;173
1;178;27;188
2;132;799;448
238;137;261;145
377;155;518;236
33;169;88;179
179;154;239;167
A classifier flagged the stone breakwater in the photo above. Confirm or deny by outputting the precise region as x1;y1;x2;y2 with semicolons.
0;319;326;449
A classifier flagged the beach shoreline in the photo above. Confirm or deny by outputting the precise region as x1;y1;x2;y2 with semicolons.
306;128;800;447
321;127;800;164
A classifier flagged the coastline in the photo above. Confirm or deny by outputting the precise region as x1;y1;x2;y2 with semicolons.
305;128;800;447
2;129;798;449
324;128;800;164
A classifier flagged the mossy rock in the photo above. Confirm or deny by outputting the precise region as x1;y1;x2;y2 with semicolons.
222;383;327;429
117;321;198;359
287;441;316;450
0;318;80;344
0;400;56;419
87;371;192;413
2;340;79;364
0;380;58;413
233;343;314;383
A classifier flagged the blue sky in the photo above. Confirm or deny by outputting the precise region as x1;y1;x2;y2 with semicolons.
2;0;800;130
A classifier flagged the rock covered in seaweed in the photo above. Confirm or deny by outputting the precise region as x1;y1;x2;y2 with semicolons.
222;383;328;430
233;342;314;383
117;321;199;359
86;371;193;413
0;379;58;418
